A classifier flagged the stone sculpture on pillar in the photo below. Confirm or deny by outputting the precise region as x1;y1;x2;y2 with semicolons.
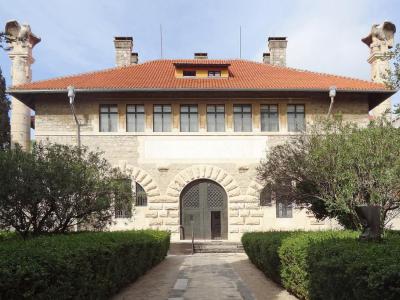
5;20;40;150
362;21;396;117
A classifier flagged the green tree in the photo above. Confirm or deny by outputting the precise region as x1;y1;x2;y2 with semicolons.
257;117;400;231
0;67;10;150
0;143;132;238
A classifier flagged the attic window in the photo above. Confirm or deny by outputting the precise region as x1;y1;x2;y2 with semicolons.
208;71;221;77
183;70;196;77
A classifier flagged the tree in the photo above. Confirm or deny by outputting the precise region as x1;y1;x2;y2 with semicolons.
385;43;400;90
257;117;400;231
0;143;132;238
0;67;10;150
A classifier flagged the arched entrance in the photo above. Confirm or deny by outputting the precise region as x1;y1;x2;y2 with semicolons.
180;179;228;240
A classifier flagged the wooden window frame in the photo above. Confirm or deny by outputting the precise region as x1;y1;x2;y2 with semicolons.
207;104;225;132
260;104;279;132
153;104;172;132
233;104;252;132
99;104;118;132
126;104;145;132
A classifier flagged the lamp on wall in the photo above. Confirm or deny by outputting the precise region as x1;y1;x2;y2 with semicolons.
67;86;81;148
327;86;337;117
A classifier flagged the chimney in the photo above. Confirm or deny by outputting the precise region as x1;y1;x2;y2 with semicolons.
263;52;270;64
194;52;208;59
131;52;139;64
268;37;287;67
5;20;40;150
114;37;138;67
362;21;396;117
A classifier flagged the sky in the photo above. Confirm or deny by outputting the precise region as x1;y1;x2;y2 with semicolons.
0;0;399;105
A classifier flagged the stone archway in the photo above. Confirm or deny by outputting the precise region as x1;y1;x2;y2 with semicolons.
164;165;241;239
125;164;161;200
180;179;228;240
165;165;240;200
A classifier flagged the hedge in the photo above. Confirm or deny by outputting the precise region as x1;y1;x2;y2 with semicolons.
0;230;170;299
242;231;400;300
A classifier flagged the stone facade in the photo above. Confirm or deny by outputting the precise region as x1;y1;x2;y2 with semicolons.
35;95;369;241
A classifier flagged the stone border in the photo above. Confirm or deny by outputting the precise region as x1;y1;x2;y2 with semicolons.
125;164;161;199
166;165;241;200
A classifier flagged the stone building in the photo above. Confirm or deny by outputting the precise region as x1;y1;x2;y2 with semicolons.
6;20;396;241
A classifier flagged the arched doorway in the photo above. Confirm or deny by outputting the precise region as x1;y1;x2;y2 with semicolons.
180;179;228;240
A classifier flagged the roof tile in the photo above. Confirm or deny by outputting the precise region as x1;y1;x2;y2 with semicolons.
10;59;388;92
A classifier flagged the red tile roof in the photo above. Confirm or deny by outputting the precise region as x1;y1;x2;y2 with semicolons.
10;59;389;92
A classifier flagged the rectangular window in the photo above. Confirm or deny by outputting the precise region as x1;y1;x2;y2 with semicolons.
126;105;145;132
276;199;293;218
287;104;305;132
153;105;172;132
183;70;196;77
207;105;225;132
233;104;252;132
261;104;279;132
180;105;198;132
208;70;221;77
99;104;118;132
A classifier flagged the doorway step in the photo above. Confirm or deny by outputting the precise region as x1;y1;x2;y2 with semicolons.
169;241;244;255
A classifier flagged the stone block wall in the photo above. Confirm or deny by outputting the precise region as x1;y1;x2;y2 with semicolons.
35;95;370;241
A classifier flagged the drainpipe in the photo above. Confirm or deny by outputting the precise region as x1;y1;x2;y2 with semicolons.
327;86;337;117
67;86;81;148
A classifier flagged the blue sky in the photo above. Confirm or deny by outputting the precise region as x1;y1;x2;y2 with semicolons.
0;0;399;105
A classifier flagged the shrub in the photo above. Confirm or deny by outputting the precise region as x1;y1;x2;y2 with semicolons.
242;231;400;300
0;143;132;237
0;230;170;299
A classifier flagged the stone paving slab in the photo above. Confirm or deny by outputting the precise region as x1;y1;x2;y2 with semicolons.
113;253;297;300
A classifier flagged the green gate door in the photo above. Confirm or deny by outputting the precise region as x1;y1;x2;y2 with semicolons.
181;179;227;240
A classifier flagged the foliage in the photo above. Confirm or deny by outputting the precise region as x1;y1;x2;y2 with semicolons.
257;117;400;231
242;231;400;300
0;67;10;150
385;43;400;90
0;230;170;300
0;143;132;238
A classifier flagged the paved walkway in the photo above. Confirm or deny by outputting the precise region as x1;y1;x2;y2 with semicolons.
113;253;296;300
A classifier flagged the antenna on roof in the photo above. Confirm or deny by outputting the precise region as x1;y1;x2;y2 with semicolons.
160;24;163;59
239;26;242;58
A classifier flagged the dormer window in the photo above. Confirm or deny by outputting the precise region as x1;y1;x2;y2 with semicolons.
208;70;221;77
183;70;196;77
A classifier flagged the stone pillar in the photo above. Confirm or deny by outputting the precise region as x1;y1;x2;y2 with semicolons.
362;21;396;117
5;20;40;150
268;37;287;67
114;37;135;67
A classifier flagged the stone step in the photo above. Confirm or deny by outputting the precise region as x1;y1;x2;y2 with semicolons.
169;241;244;254
194;242;244;253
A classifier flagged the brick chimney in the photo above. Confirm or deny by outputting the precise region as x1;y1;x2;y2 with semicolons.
194;52;208;59
266;37;287;67
114;37;138;66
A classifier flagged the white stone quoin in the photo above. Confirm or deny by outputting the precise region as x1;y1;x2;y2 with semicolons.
5;20;40;150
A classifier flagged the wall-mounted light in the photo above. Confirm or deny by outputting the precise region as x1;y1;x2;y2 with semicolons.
327;86;337;117
67;86;80;148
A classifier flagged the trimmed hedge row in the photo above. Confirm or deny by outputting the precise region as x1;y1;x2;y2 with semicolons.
0;230;170;299
242;231;400;300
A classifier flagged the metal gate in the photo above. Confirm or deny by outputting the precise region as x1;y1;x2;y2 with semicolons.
180;179;228;240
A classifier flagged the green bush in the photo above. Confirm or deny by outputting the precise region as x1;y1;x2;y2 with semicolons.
0;230;170;299
242;231;400;300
